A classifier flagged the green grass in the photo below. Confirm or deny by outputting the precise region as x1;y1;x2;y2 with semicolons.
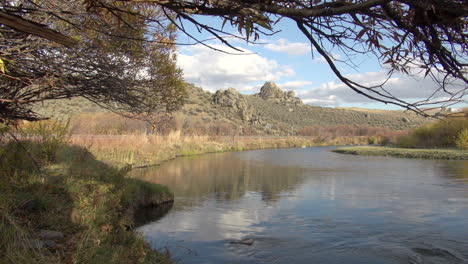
333;146;468;160
0;140;173;264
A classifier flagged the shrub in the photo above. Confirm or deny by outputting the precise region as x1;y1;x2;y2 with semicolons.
20;119;70;162
396;117;468;149
456;129;468;150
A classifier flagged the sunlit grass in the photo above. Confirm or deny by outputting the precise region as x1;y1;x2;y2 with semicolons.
70;132;370;168
1;137;173;263
333;146;468;160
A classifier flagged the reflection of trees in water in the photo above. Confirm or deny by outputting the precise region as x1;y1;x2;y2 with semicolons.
133;202;174;227
131;153;307;204
435;161;468;180
438;161;468;199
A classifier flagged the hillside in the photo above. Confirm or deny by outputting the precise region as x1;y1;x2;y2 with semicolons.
34;81;429;135
181;82;427;135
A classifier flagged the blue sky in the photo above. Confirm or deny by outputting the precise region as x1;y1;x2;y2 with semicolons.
174;16;466;110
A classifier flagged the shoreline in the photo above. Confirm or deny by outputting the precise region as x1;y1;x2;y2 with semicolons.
72;134;370;168
1;141;174;264
1;135;369;263
333;146;468;160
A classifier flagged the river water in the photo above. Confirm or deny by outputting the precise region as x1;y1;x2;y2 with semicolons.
131;147;468;264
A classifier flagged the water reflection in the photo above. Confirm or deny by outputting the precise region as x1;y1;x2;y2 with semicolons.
131;152;309;205
132;147;468;264
133;202;173;227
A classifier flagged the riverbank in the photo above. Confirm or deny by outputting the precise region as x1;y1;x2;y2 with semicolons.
1;134;371;263
71;134;370;168
0;141;173;264
333;146;468;160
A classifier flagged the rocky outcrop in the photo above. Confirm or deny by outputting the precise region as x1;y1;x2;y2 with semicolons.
257;81;303;106
213;88;261;123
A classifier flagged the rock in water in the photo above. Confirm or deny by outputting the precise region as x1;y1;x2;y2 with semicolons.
229;238;254;246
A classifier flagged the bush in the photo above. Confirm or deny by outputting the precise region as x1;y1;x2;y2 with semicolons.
20;119;70;162
456;129;468;150
396;117;468;149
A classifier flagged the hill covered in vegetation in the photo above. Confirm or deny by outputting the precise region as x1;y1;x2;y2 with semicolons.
34;82;429;135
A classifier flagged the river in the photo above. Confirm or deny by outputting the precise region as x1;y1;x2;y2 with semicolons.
130;147;468;264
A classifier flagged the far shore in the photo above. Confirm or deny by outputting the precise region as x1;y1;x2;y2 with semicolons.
333;146;468;160
71;134;371;168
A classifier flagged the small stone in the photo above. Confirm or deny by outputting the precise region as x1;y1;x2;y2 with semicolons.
43;240;57;248
38;230;64;240
28;239;45;249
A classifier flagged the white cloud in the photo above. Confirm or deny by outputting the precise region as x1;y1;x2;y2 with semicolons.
303;95;338;106
264;39;311;55
277;81;313;91
177;44;295;92
298;71;465;106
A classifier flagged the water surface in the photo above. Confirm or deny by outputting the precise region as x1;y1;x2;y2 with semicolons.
131;147;468;264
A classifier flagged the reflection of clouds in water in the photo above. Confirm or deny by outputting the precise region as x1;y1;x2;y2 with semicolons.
218;200;268;239
292;159;468;224
136;149;468;264
139;194;274;241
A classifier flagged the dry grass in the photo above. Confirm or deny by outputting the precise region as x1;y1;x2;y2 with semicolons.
70;132;369;168
33;83;429;137
396;115;468;149
0;138;173;264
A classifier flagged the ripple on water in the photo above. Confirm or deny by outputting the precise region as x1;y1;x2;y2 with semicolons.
133;148;468;264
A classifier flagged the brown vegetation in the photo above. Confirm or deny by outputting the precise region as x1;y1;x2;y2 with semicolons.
70;133;369;168
396;111;468;149
34;83;428;137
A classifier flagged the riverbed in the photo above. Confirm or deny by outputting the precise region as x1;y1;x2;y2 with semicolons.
131;147;468;264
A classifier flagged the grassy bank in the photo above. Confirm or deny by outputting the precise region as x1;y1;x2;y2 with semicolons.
70;133;370;168
333;146;468;160
1;119;375;263
0;140;174;264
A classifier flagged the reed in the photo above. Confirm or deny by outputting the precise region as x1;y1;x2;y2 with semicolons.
70;133;370;168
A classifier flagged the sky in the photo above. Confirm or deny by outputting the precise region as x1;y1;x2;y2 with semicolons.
174;16;466;110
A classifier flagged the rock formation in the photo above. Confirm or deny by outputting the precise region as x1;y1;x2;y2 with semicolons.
212;88;261;123
257;81;303;106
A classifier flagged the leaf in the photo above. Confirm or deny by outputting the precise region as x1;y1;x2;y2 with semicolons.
0;58;6;74
245;20;252;39
221;17;229;30
355;28;367;40
256;19;272;31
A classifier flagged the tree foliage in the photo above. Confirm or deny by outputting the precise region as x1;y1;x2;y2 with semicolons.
152;0;467;115
0;0;185;123
1;0;467;119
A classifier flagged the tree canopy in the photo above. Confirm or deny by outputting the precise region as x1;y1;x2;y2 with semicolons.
1;0;467;119
0;0;185;123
